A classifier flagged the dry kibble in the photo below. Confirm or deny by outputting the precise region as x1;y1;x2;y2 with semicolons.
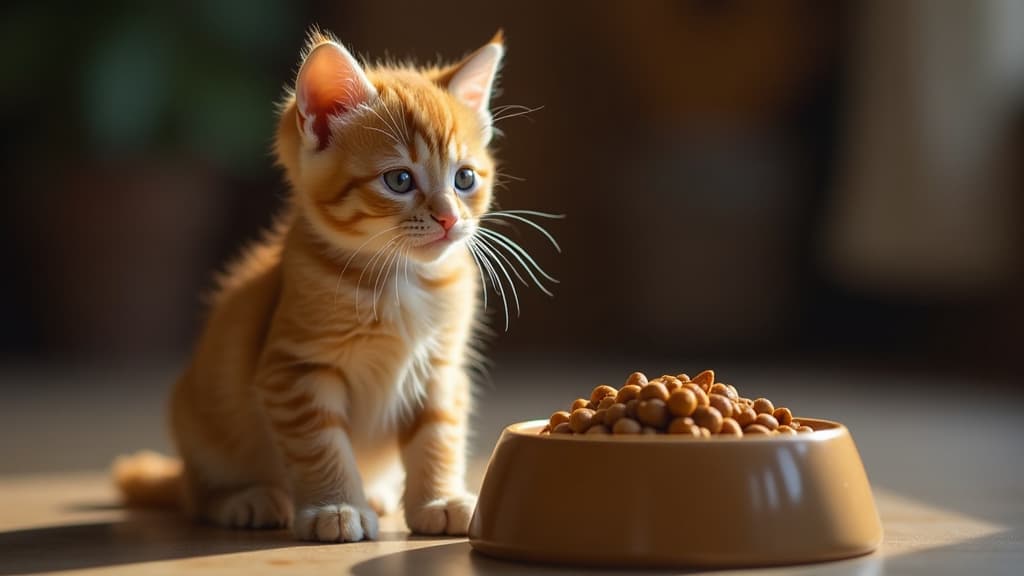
744;424;771;435
605;403;628;427
590;385;618;404
541;369;805;440
752;398;775;415
624;372;649;388
708;394;734;419
549;411;571;429
683;383;710;407
668;417;700;436
719;418;743;437
735;407;757;427
667;388;698;417
613;417;642;435
637;399;670;428
569;408;596;433
639;381;670;402
615;385;642;404
691;369;715;390
754;413;779;430
692;406;724;434
773;407;793;426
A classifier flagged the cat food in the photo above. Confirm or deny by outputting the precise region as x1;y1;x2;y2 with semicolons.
540;370;810;438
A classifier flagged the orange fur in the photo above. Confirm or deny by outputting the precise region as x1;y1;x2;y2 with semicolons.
113;29;513;541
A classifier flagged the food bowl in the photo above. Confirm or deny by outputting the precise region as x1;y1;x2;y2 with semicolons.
469;418;881;568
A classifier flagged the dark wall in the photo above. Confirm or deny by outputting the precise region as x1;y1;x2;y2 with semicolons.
2;0;1020;379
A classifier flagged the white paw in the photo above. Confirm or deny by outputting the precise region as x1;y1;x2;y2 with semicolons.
215;486;292;529
405;493;477;536
294;503;379;542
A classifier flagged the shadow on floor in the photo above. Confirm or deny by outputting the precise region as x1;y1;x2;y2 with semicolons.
348;529;1021;576
0;509;301;575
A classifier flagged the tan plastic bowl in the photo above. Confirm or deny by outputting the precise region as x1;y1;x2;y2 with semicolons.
469;418;881;568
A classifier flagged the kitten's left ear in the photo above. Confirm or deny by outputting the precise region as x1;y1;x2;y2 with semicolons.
441;31;505;140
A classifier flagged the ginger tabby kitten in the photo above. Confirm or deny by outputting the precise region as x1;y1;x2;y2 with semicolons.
113;29;552;542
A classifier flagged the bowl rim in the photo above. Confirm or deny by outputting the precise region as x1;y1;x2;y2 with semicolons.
507;417;848;443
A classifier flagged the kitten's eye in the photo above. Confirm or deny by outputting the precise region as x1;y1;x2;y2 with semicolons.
454;168;476;192
383;169;415;194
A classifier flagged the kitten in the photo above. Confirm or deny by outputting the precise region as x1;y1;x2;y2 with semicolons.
114;29;551;542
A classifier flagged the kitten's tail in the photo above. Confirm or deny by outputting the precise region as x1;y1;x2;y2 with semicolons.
112;450;183;508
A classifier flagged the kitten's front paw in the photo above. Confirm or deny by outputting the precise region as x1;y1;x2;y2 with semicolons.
294;503;379;542
405;493;477;536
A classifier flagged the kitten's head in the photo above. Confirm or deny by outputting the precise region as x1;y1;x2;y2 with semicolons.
275;29;505;265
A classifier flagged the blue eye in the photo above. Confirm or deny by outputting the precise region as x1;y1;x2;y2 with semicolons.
454;168;476;191
383;169;415;194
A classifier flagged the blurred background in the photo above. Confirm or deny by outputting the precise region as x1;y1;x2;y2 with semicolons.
2;0;1022;382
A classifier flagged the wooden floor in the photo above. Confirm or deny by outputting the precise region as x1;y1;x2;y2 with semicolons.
1;363;1020;575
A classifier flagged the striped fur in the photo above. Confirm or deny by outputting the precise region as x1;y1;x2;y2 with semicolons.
114;30;509;542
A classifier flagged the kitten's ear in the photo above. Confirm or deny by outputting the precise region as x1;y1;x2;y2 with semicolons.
295;39;377;151
441;31;505;140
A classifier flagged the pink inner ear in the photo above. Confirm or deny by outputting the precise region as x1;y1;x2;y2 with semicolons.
296;42;374;150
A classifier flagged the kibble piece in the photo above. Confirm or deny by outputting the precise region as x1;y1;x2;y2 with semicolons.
709;383;730;397
798;425;814;434
708;394;734;419
590;385;618;404
624;372;648;388
754;413;779;430
592;409;607;427
641;426;659;435
569;408;596;433
549;411;571;429
553;422;573;434
691;369;715;390
605;403;628;427
719;418;743;437
540;424;551;434
639;381;670;402
683;383;710;407
692;406;724;434
624;399;639;418
667;388;698;417
637;399;670;428
735;407;757;427
598;395;618;410
571;398;589;412
615;385;642;404
726;384;739;399
660;376;683;393
613;417;642;435
586;400;598;411
773;407;793;426
752;398;775;415
585;424;610;435
744;424;771;435
667;417;699;436
675;373;691;382
777;425;797;435
698;427;712;438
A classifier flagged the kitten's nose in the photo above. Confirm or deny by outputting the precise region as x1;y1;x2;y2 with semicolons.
432;213;458;232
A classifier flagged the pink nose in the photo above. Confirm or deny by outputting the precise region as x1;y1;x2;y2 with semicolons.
432;213;458;232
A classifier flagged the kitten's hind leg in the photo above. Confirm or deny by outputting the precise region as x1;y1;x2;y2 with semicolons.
204;485;293;529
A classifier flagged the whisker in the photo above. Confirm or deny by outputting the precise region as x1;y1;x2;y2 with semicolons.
336;225;404;310
473;235;521;318
480;212;563;253
491;105;544;124
476;227;558;296
372;239;404;321
465;242;489;311
362;125;402;145
470;237;510;331
473;231;528;287
357;235;401;321
380;100;410;143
